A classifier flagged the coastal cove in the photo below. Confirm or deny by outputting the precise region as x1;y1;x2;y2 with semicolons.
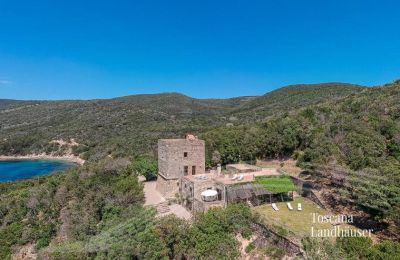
0;159;77;182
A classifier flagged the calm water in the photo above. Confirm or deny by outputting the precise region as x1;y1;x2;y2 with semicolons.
0;160;76;182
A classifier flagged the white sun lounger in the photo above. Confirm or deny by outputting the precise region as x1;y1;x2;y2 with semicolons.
237;174;244;181
297;203;302;211
287;202;294;210
272;203;279;211
231;174;238;180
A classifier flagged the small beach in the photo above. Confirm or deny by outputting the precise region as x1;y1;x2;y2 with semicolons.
0;154;85;165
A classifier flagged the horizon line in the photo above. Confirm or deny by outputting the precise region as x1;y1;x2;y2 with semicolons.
0;80;375;102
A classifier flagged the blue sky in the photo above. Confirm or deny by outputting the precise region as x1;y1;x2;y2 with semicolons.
0;0;399;100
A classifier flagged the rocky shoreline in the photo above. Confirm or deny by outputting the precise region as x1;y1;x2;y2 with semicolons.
0;154;85;165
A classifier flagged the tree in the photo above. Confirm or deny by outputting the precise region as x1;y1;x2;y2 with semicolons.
211;150;221;166
130;155;158;181
184;204;253;259
154;215;190;259
302;237;344;259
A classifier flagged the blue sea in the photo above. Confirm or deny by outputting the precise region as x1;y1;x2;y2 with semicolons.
0;160;76;182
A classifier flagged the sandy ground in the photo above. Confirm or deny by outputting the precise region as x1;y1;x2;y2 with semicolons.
257;159;302;177
143;181;165;205
236;234;260;260
0;154;85;165
0;138;85;165
12;243;37;260
164;204;192;220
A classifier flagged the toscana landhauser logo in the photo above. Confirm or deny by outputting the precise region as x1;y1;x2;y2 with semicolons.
310;213;373;238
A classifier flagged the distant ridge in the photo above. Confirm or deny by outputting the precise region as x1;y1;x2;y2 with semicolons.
230;83;365;120
0;82;365;161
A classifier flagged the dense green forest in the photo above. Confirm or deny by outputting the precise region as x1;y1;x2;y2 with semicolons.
202;80;400;235
1;159;399;259
228;82;364;121
0;83;363;161
1;81;400;258
0;160;255;259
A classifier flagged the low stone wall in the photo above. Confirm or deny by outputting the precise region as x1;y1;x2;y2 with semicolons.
251;222;304;257
289;176;326;209
156;175;179;197
307;190;326;209
290;176;304;194
192;198;225;213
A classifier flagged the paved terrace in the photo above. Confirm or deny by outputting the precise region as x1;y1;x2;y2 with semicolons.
144;181;192;219
226;163;262;173
144;181;165;206
183;167;282;186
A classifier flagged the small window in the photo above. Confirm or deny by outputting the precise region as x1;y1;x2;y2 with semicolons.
192;166;196;175
184;166;189;176
184;152;188;158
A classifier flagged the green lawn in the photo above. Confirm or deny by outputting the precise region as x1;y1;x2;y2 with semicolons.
253;197;352;240
254;175;296;193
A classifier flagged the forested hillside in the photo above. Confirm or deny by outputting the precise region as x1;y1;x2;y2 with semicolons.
202;80;400;235
228;82;365;120
0;83;363;161
0;159;255;259
0;93;252;160
1;81;400;259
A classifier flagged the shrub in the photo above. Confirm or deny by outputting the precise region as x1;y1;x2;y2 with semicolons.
245;242;255;253
130;156;158;181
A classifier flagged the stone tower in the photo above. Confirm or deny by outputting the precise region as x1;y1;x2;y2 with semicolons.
156;134;205;197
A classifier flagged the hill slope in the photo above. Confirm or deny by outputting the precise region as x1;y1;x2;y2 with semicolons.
1;81;399;259
229;82;365;120
0;83;364;161
0;93;254;160
202;80;400;234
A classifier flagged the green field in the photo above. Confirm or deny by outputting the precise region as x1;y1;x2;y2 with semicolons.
254;175;296;193
253;197;357;240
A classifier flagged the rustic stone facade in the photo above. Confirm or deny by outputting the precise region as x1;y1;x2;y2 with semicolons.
156;176;180;198
180;176;225;212
156;137;205;197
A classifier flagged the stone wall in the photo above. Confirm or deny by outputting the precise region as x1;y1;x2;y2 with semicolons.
307;190;326;209
180;177;195;210
158;139;205;179
156;175;180;197
290;176;326;209
251;222;304;257
180;177;226;213
193;198;224;213
157;138;205;197
290;176;304;194
193;180;224;201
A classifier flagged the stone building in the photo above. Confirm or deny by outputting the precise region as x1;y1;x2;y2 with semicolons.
156;134;205;197
180;174;226;212
180;166;284;213
156;135;293;213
